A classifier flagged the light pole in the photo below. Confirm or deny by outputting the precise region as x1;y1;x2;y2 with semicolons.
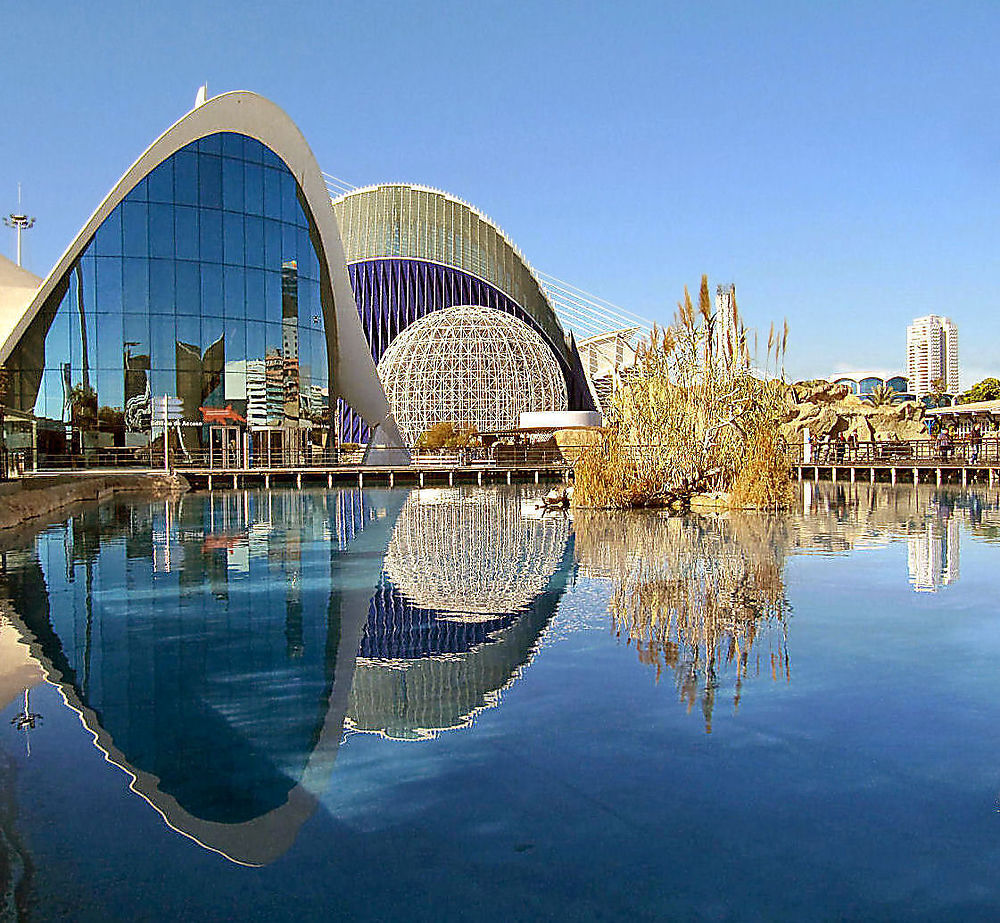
4;185;35;267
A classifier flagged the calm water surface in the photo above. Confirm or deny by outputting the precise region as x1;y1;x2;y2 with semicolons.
0;482;998;920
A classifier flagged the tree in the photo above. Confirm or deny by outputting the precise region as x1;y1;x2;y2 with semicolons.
927;377;948;408
957;377;1000;405
863;383;898;408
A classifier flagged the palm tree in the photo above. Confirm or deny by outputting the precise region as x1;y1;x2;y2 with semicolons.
863;384;898;408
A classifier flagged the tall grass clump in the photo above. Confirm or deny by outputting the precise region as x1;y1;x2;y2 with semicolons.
573;276;792;509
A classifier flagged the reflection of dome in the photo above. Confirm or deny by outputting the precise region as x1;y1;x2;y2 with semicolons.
376;305;567;444
383;488;570;617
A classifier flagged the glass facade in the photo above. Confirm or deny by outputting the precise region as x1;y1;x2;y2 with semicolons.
3;133;330;459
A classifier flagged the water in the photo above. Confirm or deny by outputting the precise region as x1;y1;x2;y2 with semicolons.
0;482;998;920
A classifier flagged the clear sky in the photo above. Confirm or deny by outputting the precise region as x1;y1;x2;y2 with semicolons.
3;0;999;385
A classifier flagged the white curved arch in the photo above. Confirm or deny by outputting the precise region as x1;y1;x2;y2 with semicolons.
0;91;405;448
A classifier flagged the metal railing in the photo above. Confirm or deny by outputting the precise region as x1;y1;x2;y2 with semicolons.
788;438;1000;466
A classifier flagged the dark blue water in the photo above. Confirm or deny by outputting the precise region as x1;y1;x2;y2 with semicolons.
0;482;998;920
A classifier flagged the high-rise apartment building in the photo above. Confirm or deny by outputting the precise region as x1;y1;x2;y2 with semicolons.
906;314;959;395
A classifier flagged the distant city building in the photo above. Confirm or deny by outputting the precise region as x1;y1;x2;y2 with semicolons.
907;315;959;396
714;283;743;367
830;373;909;398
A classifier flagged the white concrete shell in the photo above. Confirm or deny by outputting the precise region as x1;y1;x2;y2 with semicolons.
0;91;406;453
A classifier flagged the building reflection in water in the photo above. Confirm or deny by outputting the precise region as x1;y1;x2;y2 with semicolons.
346;487;574;740
798;481;1000;592
573;510;791;734
0;488;403;866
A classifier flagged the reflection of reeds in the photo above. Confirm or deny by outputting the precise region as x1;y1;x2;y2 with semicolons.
575;510;791;732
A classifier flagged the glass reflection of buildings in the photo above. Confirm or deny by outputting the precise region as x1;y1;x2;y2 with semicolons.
0;488;400;866
345;487;573;740
3;134;329;461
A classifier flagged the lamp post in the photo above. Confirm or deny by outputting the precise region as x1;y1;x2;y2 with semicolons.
4;184;35;267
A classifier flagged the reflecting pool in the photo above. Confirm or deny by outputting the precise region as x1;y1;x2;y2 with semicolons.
1;482;1000;919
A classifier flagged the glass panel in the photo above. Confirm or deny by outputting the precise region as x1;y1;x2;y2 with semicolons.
199;152;222;209
95;258;123;314
264;271;282;324
223;211;244;265
122;259;149;314
175;261;200;316
246;321;265;359
244;216;264;267
200;263;223;317
150;314;176;369
244;163;264;216
95;316;124;370
173;150;199;206
264;219;282;270
222;156;244;212
224;266;246;320
175;206;199;260
93;208;122;257
176;314;200;351
201;315;224;355
245;268;266;322
122;202;148;258
221;132;244;160
263;168;281;218
199;208;223;263
148;260;175;315
148;203;175;259
146;160;174;204
96;369;124;412
198;134;222;155
123;313;150;359
244;137;264;164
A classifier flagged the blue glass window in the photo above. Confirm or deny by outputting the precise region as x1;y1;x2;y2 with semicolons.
3;131;329;455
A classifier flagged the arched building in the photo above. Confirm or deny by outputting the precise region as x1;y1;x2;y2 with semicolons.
0;92;406;464
332;184;596;443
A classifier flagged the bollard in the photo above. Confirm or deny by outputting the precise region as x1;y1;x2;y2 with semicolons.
419;471;424;487
478;470;482;486
797;466;803;482
850;467;856;483
233;474;238;490
208;474;213;491
264;473;270;489
327;473;332;489
936;467;942;487
962;468;967;487
534;470;539;484
831;467;837;483
507;470;511;485
359;472;363;488
891;467;896;485
389;472;394;488
870;467;875;483
814;466;819;482
449;471;453;486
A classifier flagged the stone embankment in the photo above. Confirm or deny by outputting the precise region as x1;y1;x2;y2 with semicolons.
0;472;189;541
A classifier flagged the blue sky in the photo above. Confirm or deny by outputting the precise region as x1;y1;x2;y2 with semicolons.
3;0;999;385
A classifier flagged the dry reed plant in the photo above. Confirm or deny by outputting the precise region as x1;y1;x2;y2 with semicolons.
573;277;792;509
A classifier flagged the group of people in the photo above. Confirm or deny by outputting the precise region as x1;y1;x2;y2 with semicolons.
808;424;987;464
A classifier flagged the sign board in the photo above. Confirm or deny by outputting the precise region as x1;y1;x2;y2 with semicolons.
159;395;184;422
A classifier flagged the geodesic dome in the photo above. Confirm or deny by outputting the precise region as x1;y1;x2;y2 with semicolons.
376;305;568;444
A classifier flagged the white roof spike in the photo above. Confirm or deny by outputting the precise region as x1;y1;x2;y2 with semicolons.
194;85;208;108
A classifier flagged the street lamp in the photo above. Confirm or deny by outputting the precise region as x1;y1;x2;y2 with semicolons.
4;184;35;267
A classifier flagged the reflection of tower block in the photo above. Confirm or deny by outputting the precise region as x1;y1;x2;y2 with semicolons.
264;350;284;424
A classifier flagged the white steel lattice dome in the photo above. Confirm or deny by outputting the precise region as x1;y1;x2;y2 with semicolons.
376;305;568;444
